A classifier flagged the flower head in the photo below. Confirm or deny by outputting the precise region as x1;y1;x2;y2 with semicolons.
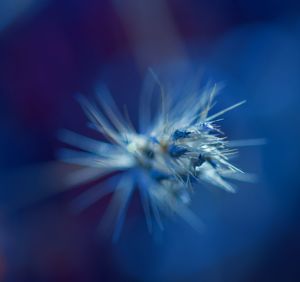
59;72;258;240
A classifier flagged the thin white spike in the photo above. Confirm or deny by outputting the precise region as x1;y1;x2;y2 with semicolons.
139;70;156;133
139;188;153;233
70;180;116;213
174;202;205;233
96;86;130;133
76;95;124;146
207;100;246;121
58;129;113;155
150;198;164;230
228;138;267;147
65;167;112;187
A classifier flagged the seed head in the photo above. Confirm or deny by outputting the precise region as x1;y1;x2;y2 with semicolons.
59;72;260;240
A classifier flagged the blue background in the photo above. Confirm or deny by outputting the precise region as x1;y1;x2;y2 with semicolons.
0;0;300;281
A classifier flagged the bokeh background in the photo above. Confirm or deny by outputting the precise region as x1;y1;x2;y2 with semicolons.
0;0;300;281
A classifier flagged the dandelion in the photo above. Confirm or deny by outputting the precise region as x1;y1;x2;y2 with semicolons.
58;71;262;241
